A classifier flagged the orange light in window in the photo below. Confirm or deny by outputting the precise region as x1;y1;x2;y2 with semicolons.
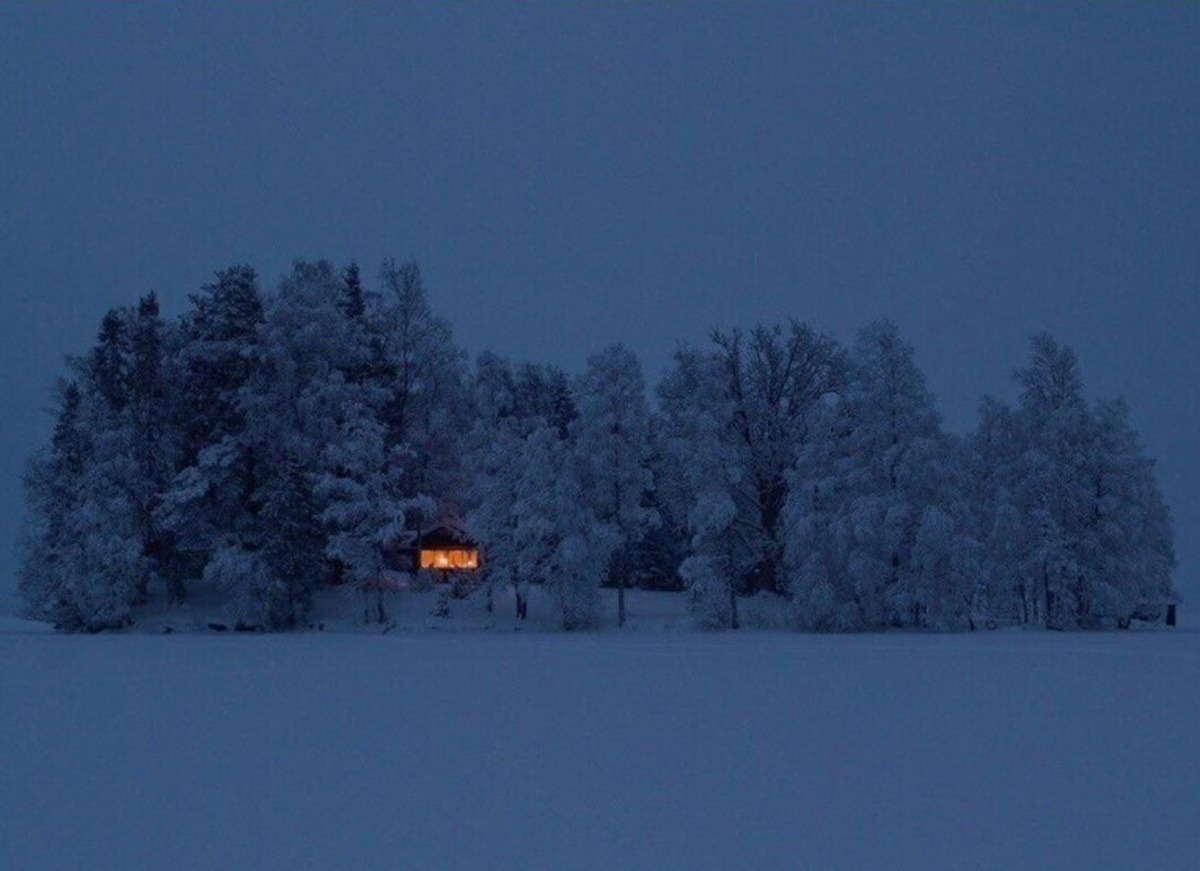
420;549;479;570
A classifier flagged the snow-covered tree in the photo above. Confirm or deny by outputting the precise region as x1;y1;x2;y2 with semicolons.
785;321;975;630
571;344;657;626
17;259;1176;636
40;435;149;631
464;352;525;616
75;297;177;605
123;293;184;600
511;426;613;630
373;259;469;528
513;361;576;438
465;353;594;623
628;414;689;591
18;345;153;632
657;347;747;628
656;323;846;628
269;260;402;587
175;265;265;462
710;323;846;598
158;259;456;627
157;267;267;602
1080;398;1176;623
1009;334;1110;627
232;260;403;626
968;333;1176;628
18;381;90;626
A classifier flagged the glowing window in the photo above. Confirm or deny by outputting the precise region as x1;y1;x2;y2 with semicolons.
419;549;479;570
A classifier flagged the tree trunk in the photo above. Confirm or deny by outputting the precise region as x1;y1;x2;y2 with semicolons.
729;583;740;630
1043;563;1054;629
757;474;787;595
615;550;627;628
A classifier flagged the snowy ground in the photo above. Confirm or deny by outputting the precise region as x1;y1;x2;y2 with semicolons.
2;596;1197;870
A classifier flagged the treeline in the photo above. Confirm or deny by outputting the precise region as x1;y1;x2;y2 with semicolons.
19;259;1177;631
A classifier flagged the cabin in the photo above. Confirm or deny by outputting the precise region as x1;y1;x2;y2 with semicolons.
416;525;480;575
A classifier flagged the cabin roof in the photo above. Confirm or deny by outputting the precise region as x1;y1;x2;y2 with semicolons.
419;525;476;550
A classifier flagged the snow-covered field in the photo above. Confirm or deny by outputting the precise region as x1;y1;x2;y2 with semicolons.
3;600;1198;870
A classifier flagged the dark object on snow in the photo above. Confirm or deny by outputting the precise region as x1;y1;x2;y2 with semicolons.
160;626;176;634
207;622;228;632
1118;601;1179;629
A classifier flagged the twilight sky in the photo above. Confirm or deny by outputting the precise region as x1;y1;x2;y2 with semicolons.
1;3;1197;609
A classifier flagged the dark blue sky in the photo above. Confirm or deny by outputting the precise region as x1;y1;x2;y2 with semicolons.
2;3;1197;608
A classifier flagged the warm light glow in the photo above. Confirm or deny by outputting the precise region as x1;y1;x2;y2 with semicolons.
420;549;479;570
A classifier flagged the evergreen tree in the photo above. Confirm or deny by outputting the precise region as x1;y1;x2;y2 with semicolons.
374;259;468;532
90;309;129;412
340;260;367;321
231;259;391;625
19;339;153;632
125;292;181;600
175;265;265;462
159;266;266;599
18;381;89;626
